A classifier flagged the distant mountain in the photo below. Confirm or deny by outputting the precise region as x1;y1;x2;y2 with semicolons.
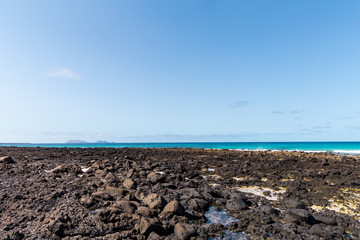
65;140;110;144
65;140;88;144
95;140;109;144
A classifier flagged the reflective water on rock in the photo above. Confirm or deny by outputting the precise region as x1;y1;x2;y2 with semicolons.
211;230;248;240
205;206;248;240
205;206;239;227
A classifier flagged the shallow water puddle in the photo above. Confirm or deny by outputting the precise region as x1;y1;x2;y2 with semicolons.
210;230;248;240
205;206;239;227
205;206;248;240
235;186;286;201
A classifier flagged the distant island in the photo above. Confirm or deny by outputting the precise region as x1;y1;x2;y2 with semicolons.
65;140;110;144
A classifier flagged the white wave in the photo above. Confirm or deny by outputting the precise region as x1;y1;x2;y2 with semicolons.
333;150;360;154
225;148;360;155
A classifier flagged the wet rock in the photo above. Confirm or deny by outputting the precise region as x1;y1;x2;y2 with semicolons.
0;156;15;164
174;223;197;240
143;194;167;210
162;200;185;216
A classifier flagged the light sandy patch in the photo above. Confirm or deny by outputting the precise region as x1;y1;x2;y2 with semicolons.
202;174;222;179
209;183;220;188
232;177;247;181
234;186;286;201
280;178;295;182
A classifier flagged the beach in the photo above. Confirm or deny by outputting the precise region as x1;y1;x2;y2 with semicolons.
0;147;359;239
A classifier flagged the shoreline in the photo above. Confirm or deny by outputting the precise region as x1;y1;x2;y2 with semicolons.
0;147;359;239
1;145;360;157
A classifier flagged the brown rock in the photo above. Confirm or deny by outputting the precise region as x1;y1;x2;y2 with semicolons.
162;200;185;216
112;200;138;214
105;186;126;197
174;223;197;240
79;196;95;207
91;191;113;201
147;172;166;183
136;207;152;217
139;218;164;236
123;178;136;189
143;194;167;210
51;164;82;174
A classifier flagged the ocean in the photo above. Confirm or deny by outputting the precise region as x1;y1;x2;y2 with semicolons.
1;142;360;155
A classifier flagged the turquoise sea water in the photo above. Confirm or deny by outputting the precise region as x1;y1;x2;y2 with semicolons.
1;142;360;155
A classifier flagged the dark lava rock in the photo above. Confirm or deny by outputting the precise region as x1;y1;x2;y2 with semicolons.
105;186;127;197
162;200;185;216
288;209;317;224
187;198;209;211
205;223;225;234
113;200;138;214
147;172;166;183
226;198;248;211
258;205;278;215
79;196;95;207
98;207;122;222
285;199;306;209
0;156;15;164
91;191;113;201
313;215;337;226
123;178;137;189
174;223;198;240
139;218;165;236
310;224;331;238
136;206;152;218
51;164;82;174
143;193;167;210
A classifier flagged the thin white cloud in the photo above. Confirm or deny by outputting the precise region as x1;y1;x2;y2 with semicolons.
227;100;249;108
46;67;81;79
271;110;304;114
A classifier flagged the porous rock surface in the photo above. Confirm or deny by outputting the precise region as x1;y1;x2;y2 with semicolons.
0;147;359;239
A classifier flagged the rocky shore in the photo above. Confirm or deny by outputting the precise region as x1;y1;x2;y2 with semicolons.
0;147;359;239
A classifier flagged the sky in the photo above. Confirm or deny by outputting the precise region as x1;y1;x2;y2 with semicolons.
0;0;360;143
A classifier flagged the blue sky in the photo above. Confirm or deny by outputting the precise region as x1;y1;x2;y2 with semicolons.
0;0;359;143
